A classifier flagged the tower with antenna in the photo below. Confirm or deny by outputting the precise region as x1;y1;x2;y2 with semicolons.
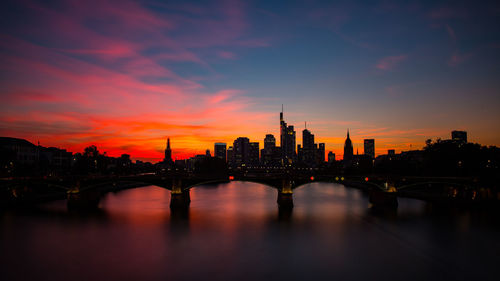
279;105;296;164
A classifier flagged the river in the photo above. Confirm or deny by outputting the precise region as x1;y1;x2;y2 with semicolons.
1;182;499;281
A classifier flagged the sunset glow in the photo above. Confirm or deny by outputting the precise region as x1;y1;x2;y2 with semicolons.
1;0;499;161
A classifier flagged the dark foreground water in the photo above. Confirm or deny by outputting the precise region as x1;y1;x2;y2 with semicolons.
1;182;499;281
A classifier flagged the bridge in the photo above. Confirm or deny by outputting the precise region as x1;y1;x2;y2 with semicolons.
1;170;496;211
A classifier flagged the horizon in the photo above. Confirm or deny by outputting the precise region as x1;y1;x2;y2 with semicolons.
1;0;499;162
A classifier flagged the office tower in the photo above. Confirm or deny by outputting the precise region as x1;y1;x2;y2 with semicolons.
233;137;250;167
301;128;316;166
262;134;280;166
280;106;296;164
227;146;234;165
264;134;275;150
214;143;227;162
343;129;353;161
451;130;467;143
364;139;375;158
249;142;260;166
317;143;325;164
388;149;395;155
303;128;314;150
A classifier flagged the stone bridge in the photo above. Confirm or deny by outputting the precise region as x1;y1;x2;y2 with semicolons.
1;172;494;211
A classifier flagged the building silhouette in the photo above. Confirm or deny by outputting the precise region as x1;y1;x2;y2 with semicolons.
227;146;233;164
214;143;227;162
317;143;325;164
164;138;173;164
452;130;467;143
343;129;353;161
232;137;250;167
296;124;325;167
300;127;316;166
261;134;281;166
249;142;260;166
364;139;375;158
280;106;296;165
328;151;335;163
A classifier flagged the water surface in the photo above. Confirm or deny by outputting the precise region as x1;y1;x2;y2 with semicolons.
1;182;499;281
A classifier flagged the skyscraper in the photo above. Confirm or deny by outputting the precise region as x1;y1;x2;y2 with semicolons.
364;139;375;158
227;146;233;165
164;138;173;164
214;143;227;162
233;137;250;167
317;143;325;164
262;134;281;166
264;134;275;150
343;130;353;161
280;106;296;164
301;128;316;166
249;142;260;166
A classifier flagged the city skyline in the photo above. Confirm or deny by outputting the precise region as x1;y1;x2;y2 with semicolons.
1;0;499;162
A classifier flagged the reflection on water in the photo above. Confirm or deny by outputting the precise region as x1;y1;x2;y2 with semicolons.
1;182;499;281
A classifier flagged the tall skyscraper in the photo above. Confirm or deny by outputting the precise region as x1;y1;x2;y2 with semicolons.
280;105;296;164
452;130;467;143
301;128;316;166
227;146;233;165
343;130;353;161
303;128;314;150
233;137;250;167
249;142;260;166
264;134;275;150
262;134;281;166
164;138;173;164
317;143;325;164
214;143;227;162
364;139;375;158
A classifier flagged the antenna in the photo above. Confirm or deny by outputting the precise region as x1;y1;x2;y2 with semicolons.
281;104;283;113
305;121;307;129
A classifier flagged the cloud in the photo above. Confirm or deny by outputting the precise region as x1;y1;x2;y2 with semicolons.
376;55;408;70
0;0;273;161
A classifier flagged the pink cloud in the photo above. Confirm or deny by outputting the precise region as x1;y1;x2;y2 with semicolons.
217;51;237;59
376;55;408;70
0;0;275;161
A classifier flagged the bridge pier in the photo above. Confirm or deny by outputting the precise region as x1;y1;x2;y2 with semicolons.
369;189;398;209
277;178;294;208
67;182;101;211
277;192;294;209
170;177;190;209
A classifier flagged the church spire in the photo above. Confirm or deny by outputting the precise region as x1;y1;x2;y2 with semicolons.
165;137;172;164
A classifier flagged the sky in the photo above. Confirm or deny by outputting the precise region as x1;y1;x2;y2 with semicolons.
1;0;499;162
